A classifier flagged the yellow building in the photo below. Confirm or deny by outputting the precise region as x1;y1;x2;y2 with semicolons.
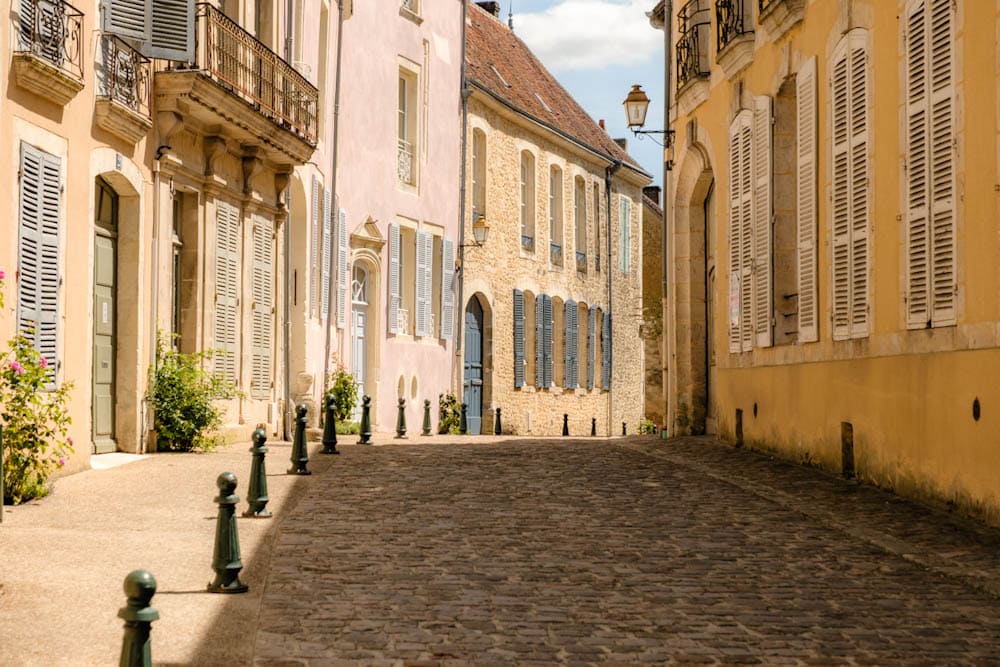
652;0;1000;523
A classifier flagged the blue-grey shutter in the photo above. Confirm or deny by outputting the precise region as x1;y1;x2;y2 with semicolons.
17;143;61;388
388;223;400;334
102;0;148;41
513;289;525;388
250;216;273;399
336;208;348;329
587;306;596;390
148;0;194;62
601;310;611;391
564;300;577;388
321;189;332;319
542;295;553;387
440;237;455;339
535;295;544;386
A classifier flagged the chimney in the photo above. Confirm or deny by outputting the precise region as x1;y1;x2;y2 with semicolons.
476;1;501;18
643;185;661;206
599;119;606;131
614;137;628;151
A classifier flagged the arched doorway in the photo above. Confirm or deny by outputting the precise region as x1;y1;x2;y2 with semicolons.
463;296;484;434
350;263;369;419
92;178;118;453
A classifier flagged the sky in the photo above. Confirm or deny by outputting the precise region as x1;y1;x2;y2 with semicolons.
504;0;665;189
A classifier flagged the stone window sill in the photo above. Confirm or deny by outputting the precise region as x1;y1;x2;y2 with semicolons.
758;0;805;41
716;32;755;79
399;6;423;25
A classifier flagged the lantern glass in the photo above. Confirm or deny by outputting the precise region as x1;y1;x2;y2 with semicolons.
473;216;489;245
623;84;650;129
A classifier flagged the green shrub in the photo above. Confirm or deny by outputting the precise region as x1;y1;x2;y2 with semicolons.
336;420;360;435
638;419;657;435
148;335;239;452
1;334;74;504
438;392;461;434
325;365;359;423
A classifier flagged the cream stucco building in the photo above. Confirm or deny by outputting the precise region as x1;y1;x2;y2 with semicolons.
459;2;651;437
652;0;1000;523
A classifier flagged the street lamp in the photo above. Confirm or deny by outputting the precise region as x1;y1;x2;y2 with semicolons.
460;213;489;248
622;84;675;170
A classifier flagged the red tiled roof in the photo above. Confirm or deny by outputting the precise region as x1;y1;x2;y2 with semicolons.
465;2;648;176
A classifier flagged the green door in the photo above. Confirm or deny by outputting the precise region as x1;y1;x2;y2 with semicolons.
93;181;117;453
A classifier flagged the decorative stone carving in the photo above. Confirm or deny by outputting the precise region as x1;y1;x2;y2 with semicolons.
241;146;264;196
204;136;228;178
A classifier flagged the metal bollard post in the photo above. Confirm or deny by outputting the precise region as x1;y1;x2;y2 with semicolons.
359;395;372;444
321;394;339;455
288;404;311;475
395;398;408;439
494;407;502;435
118;570;158;667
591;417;596;437
243;426;271;518
459;403;468;435
562;413;569;436
422;399;432;436
622;422;627;436
207;472;249;593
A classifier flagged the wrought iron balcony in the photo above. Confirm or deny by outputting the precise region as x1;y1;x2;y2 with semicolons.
522;235;535;252
676;0;710;92
716;0;752;53
550;243;563;267
98;35;150;118
185;3;318;145
12;0;84;104
576;251;587;273
398;139;414;185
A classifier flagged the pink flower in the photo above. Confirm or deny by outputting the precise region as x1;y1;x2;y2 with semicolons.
0;269;5;280
38;356;48;369
58;457;66;467
10;361;23;374
67;436;73;446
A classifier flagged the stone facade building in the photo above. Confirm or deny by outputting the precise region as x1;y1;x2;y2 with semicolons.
460;2;651;436
641;188;665;428
651;0;1000;523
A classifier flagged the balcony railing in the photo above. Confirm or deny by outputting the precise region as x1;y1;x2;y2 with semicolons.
758;0;777;12
550;243;563;267
522;235;535;252
676;0;710;92
398;139;414;185
98;34;150;118
194;3;317;144
716;0;752;52
16;0;83;80
575;251;587;273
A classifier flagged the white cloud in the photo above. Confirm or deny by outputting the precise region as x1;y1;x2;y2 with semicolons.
515;0;661;72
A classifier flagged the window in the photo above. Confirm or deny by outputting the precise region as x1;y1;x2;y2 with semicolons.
102;0;195;62
830;31;870;340
171;194;183;347
472;129;487;220
574;176;587;273
17;142;62;387
520;151;535;251
593;182;601;272
905;0;955;329
401;0;420;16
619;195;632;274
549;165;563;266
398;69;418;186
214;200;241;384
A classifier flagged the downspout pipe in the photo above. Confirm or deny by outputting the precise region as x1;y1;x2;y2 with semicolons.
663;0;675;436
605;159;622;436
281;0;295;441
322;0;347;401
455;0;470;399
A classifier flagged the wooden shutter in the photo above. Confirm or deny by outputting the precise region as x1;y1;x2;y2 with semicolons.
905;0;930;328
310;177;320;318
149;0;194;62
739;118;754;352
337;208;349;329
513;289;525;388
928;0;955;326
535;296;544;386
440;237;455;339
848;37;870;338
542;295;553;387
564;300;577;388
831;42;852;341
728;117;742;353
587;306;596;390
753;96;773;348
601;310;611;391
415;231;431;337
250;216;273;399
321;189;332;319
388;223;400;334
796;56;819;342
214;201;240;384
103;0;148;41
17;143;61;388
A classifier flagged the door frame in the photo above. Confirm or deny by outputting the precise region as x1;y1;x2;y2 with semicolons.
92;177;119;454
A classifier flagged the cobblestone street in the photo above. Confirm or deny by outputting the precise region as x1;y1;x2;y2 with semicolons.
253;437;1000;665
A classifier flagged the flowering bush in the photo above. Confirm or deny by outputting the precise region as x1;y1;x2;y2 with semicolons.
438;392;461;434
324;362;359;423
1;335;74;504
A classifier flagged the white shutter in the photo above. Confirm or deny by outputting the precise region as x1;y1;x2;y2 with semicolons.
848;36;870;338
738;115;754;352
321;189;332;319
796;56;819;343
337;208;349;329
440;237;455;340
415;231;430;337
148;0;194;62
214;201;240;384
102;0;148;42
753;95;773;348
388;223;401;334
250;216;274;399
422;234;433;336
928;0;955;326
728;117;742;353
310;177;320;319
831;42;852;341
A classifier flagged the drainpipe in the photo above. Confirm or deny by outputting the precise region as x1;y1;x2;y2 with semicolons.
661;0;674;435
455;0;470;398
281;0;295;441
322;0;347;401
145;148;168;454
605;159;622;436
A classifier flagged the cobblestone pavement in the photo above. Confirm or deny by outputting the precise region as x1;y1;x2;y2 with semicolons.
252;437;1000;665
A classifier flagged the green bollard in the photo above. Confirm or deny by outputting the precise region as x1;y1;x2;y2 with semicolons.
207;472;249;594
494;407;502;435
243;426;271;518
358;395;372;444
321;394;339;455
118;570;158;667
622;422;627;436
287;404;311;475
562;413;569;436
422;399;432;436
395;398;408;439
591;417;597;437
459;402;468;435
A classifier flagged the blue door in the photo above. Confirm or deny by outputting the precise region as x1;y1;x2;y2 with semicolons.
464;298;484;435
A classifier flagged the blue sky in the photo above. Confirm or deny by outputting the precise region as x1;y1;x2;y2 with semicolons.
505;0;665;188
